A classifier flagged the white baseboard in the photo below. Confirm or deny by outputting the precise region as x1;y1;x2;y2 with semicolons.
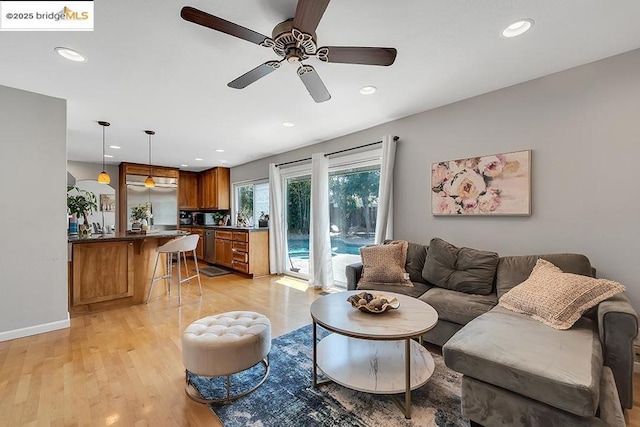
0;313;70;342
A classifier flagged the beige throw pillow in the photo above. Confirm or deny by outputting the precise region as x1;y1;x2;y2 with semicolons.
499;259;625;330
358;241;413;287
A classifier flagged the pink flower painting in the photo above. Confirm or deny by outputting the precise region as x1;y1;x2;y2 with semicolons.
431;150;531;216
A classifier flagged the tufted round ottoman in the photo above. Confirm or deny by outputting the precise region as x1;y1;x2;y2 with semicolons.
182;311;271;403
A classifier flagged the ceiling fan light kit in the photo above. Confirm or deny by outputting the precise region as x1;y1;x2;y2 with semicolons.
181;0;397;103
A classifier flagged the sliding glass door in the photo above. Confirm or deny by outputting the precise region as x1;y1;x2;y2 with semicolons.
329;164;380;285
285;174;311;277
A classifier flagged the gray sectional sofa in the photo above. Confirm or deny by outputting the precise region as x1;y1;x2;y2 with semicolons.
345;238;637;426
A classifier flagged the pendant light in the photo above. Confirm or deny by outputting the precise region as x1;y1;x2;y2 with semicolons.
144;130;156;188
97;121;111;184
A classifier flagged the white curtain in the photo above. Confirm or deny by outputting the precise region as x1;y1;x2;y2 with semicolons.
374;135;397;244
268;164;287;274
309;153;334;289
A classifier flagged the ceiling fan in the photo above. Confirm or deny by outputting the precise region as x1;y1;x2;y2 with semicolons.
180;0;397;103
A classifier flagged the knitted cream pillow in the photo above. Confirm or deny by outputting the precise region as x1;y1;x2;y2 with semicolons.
358;240;413;287
499;259;624;330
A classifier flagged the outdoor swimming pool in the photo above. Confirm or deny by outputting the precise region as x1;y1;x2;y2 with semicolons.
288;237;371;259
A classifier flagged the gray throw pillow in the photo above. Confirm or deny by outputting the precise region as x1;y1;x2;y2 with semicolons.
422;238;498;295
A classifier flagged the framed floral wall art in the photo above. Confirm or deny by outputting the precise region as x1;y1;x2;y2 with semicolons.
431;149;531;216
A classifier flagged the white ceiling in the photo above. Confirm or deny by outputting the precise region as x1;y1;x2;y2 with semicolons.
2;0;640;170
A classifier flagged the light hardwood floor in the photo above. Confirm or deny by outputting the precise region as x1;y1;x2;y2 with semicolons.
1;268;639;426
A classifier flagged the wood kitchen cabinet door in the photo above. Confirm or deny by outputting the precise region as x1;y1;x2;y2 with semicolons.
199;167;230;210
72;242;134;306
190;228;204;260
178;171;199;209
214;236;233;267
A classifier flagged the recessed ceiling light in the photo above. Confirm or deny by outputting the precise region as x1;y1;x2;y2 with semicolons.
109;145;121;149
54;47;86;62
282;121;295;127
502;19;534;38
103;154;114;158
359;86;377;95
180;164;189;167
215;149;225;153
195;158;203;161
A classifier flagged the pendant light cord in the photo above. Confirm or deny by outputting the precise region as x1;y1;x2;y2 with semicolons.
102;125;106;170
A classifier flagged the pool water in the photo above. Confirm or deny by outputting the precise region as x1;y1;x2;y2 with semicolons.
288;237;370;259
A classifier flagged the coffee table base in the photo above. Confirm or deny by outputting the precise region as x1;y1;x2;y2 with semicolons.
313;331;435;418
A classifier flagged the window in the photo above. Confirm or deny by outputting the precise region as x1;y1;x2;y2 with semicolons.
281;149;382;284
233;180;269;227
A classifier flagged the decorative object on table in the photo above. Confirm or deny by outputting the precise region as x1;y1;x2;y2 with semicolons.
258;211;269;228
67;185;97;236
143;130;156;188
131;202;152;232
347;292;400;313
189;324;466;427
97;121;111;184
431;149;531;216
99;194;115;212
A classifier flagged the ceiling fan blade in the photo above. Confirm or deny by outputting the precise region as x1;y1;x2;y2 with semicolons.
228;61;282;89
317;46;397;66
181;6;273;47
293;0;330;35
297;65;331;103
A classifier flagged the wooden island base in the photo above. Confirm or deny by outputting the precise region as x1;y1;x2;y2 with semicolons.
68;231;187;316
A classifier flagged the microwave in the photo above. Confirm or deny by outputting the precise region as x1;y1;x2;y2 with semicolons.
194;213;216;225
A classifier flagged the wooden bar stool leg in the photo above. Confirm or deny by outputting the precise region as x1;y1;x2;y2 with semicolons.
146;252;161;303
177;250;182;306
193;249;202;296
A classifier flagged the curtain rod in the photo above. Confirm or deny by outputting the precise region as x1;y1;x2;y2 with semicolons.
275;136;399;168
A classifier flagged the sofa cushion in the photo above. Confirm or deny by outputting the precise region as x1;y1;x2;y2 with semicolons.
443;306;603;417
422;238;498;295
419;287;497;325
499;259;625;330
358;241;412;287
496;253;593;298
357;281;431;298
384;240;428;284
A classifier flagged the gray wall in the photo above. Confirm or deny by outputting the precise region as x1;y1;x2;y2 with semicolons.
0;85;69;340
232;48;640;312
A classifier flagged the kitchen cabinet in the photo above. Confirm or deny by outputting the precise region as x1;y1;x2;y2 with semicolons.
178;171;199;209
199;167;230;210
214;230;233;267
120;163;179;178
214;229;269;277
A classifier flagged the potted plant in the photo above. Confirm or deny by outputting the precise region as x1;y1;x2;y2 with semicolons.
258;211;269;228
131;202;152;230
67;186;97;235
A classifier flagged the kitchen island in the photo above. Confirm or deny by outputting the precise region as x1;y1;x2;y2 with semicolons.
68;230;189;316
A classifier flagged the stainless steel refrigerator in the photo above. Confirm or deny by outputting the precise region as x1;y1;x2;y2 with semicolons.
126;175;178;230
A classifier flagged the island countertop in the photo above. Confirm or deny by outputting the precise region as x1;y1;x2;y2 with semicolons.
68;230;189;244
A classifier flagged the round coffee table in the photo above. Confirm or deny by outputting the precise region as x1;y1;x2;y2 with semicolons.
310;290;438;419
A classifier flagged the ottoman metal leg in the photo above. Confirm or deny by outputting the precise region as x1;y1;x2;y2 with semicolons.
185;355;271;404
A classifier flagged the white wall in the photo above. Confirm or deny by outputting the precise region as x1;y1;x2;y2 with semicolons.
67;161;120;231
0;85;69;341
232;48;640;312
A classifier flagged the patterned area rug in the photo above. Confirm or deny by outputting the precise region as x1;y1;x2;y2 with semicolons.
189;324;468;427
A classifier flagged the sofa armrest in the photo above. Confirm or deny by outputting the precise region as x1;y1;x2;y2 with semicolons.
345;262;363;291
598;293;638;409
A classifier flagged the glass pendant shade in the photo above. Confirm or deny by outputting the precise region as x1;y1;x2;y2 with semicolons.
98;121;111;184
144;130;156;188
98;171;111;184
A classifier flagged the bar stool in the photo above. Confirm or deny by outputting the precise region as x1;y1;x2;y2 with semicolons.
147;234;202;306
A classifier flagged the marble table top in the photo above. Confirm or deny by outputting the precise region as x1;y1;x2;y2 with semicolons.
310;291;438;339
